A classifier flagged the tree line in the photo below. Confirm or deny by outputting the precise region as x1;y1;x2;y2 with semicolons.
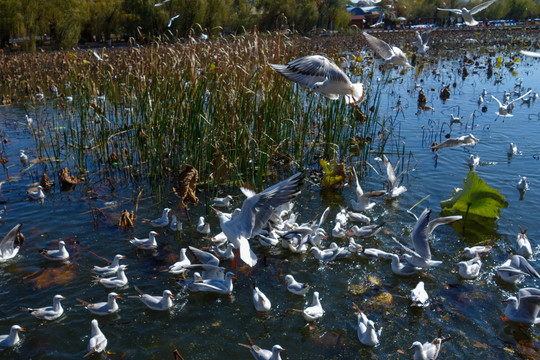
0;0;538;51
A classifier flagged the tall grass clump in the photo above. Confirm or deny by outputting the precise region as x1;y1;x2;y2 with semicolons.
4;31;389;196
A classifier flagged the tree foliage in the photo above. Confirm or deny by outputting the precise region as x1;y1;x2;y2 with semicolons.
0;0;538;50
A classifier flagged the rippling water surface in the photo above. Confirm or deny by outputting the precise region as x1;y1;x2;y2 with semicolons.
1;42;540;359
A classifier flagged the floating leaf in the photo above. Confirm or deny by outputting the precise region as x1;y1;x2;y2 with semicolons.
440;171;507;219
319;159;347;190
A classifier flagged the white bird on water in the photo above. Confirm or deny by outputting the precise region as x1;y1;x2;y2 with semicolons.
413;30;430;54
22;294;66;321
363;32;413;68
77;292;121;316
382;155;407;197
431;134;479;150
252;284;272;313
468;154;480;168
150;208;170;228
0;325;24;349
301;291;324;322
19;150;28;164
461;245;492;258
27;185;46;200
496;255;540;283
437;0;496;26
350;167;386;211
410;281;429;307
269;55;366;105
238;334;285;360
356;311;380;346
0;223;23;262
96;265;129;289
131;286;174;311
92;254;126;277
284;274;310;296
196;216;211;234
169;248;191;275
517;175;529;197
130;231;159;250
84;319;107;358
213;173;303;267
409;328;449;360
503;288;540;324
455;256;482;280
508;142;518;155
211;195;233;207
516;226;532;258
39;240;69;261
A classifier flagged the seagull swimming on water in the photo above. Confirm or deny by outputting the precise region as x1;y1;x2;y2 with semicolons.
22;294;66;321
269;55;366;105
437;0;496;26
496;254;540;283
503;288;540;324
213;173;303;267
350;167;386;210
84;319;107;358
431;134;479;150
363;32;413;68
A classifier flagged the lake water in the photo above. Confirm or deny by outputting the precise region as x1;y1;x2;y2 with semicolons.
1;35;540;359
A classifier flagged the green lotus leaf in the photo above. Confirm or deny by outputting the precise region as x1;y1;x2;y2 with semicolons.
440;171;507;218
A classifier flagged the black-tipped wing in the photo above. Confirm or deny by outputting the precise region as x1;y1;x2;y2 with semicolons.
0;224;22;257
363;32;394;60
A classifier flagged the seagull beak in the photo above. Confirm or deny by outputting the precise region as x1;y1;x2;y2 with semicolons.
169;294;175;299
121;256;126;259
502;299;508;303
115;295;122;299
210;206;220;214
155;233;160;236
19;328;25;332
407;346;413;351
61;297;67;300
232;275;237;279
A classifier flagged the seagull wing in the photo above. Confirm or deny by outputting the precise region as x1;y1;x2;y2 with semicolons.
188;246;220;266
512;255;540;278
426;215;462;234
411;208;432;260
0;224;22;258
352;166;364;198
228;173;303;239
470;0;496;14
520;50;540;58
421;30;430;45
437;7;463;15
382;155;398;187
240;187;257;198
413;31;423;47
490;95;503;107
516;295;540;319
363;32;395;60
507;89;532;105
269;55;350;89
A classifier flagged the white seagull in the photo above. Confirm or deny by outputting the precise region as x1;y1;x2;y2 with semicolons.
77;293;121;316
496;255;540;283
410;281;429;307
211;195;233;207
238;335;285;360
461;245;492;258
169;248;191;275
516;227;532;258
437;0;497;26
0;223;23;262
413;30;430;54
95;265;129;289
269;55;366;105
130;231;159;250
455;256;482;280
84;319;107;358
492;90;532;116
27;185;46;200
350;167;386;210
185;271;235;295
0;325;24;349
150;208;170;228
301;291;324;322
213;172;303;267
39;240;69;261
356;311;380;346
431;134;479;150
196;216;211;234
504;288;540;324
284;274;310;296
252;284;272;313
132;286;174;311
19;150;28;164
167;14;180;28
382;155;407;197
92;254;126;277
520;50;540;58
363;32;413;68
22;294;66;320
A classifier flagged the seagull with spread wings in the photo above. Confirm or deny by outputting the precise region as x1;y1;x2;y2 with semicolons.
437;0;497;26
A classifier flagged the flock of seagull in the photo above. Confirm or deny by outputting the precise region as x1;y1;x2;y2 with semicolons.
2;17;540;360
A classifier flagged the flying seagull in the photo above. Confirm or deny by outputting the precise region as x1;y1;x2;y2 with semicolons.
363;32;413;68
269;55;366;105
437;0;497;26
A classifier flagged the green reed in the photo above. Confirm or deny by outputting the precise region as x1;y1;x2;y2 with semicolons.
19;32;389;195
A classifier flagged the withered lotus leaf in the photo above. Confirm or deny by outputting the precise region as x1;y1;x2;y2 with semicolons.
173;165;199;208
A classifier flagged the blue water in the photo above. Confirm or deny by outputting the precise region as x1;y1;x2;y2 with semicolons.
0;45;540;359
